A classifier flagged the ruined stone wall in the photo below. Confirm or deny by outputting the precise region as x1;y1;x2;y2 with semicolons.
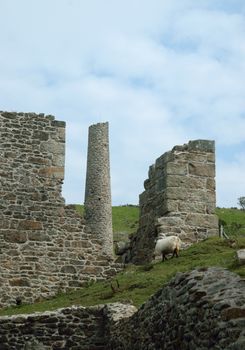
109;268;245;350
0;303;137;350
0;112;118;309
0;305;107;350
129;140;219;264
0;268;244;350
84;122;113;258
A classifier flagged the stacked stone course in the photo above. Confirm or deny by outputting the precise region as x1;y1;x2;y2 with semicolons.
84;122;113;259
0;268;244;349
109;267;245;349
0;305;107;349
0;112;119;308
129;140;219;264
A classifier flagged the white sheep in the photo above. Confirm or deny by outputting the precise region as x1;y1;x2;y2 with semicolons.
154;234;181;262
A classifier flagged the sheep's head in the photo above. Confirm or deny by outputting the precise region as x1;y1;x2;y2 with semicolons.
154;233;166;244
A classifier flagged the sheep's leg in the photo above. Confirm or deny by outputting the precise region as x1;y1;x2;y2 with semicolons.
171;249;176;259
162;253;167;262
172;248;179;259
175;247;179;257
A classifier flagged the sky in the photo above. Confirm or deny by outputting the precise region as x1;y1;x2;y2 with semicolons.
0;0;244;208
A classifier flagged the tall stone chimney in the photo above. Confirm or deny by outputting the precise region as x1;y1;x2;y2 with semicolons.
84;122;113;258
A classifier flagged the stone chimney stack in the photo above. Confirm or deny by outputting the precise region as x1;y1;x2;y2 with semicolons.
84;122;113;258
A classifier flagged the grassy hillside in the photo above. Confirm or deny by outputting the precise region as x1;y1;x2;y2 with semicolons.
0;206;244;317
76;204;244;239
215;208;245;236
1;235;244;317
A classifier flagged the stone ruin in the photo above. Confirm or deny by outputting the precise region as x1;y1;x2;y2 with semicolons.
0;267;244;349
124;140;219;264
0;112;116;308
0;111;219;308
84;122;114;258
0;112;243;350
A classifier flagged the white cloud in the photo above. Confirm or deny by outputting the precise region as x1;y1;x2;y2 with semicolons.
0;0;244;206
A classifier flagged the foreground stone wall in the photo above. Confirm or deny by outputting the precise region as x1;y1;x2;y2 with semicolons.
109;268;245;350
129;140;219;264
0;305;106;350
0;303;136;350
0;112;118;308
0;268;244;349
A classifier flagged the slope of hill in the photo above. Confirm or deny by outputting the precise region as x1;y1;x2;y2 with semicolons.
0;206;244;316
216;207;245;236
0;236;244;316
76;204;245;240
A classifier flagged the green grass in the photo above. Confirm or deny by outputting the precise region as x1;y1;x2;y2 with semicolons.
215;208;245;224
216;208;245;236
75;204;84;216
111;205;139;241
1;235;244;317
